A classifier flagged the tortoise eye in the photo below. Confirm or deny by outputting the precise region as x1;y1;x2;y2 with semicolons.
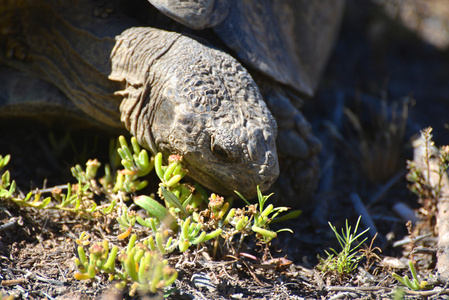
212;143;229;160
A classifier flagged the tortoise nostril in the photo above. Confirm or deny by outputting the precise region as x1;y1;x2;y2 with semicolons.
212;143;229;160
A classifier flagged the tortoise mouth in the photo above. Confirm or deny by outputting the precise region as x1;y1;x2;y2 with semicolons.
184;160;277;199
184;162;241;196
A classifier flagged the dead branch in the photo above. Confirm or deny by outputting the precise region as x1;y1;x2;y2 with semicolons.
412;130;449;281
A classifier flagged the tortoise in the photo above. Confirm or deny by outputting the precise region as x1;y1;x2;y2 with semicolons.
0;0;345;204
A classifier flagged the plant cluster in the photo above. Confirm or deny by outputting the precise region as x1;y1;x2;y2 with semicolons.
0;153;116;216
72;136;297;295
392;261;432;291
317;216;369;279
74;233;177;296
1;135;297;296
0;155;15;200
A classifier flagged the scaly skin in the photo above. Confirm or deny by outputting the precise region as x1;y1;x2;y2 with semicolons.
110;27;279;197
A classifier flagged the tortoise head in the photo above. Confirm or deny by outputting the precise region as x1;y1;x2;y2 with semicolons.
151;49;279;198
112;28;279;199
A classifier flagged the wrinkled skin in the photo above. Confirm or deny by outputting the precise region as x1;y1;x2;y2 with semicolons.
111;28;279;197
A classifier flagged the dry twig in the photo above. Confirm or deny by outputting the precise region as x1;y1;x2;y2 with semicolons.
411;129;449;280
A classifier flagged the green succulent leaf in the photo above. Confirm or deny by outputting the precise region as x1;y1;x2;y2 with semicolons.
270;209;302;224
134;195;178;231
161;186;188;217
